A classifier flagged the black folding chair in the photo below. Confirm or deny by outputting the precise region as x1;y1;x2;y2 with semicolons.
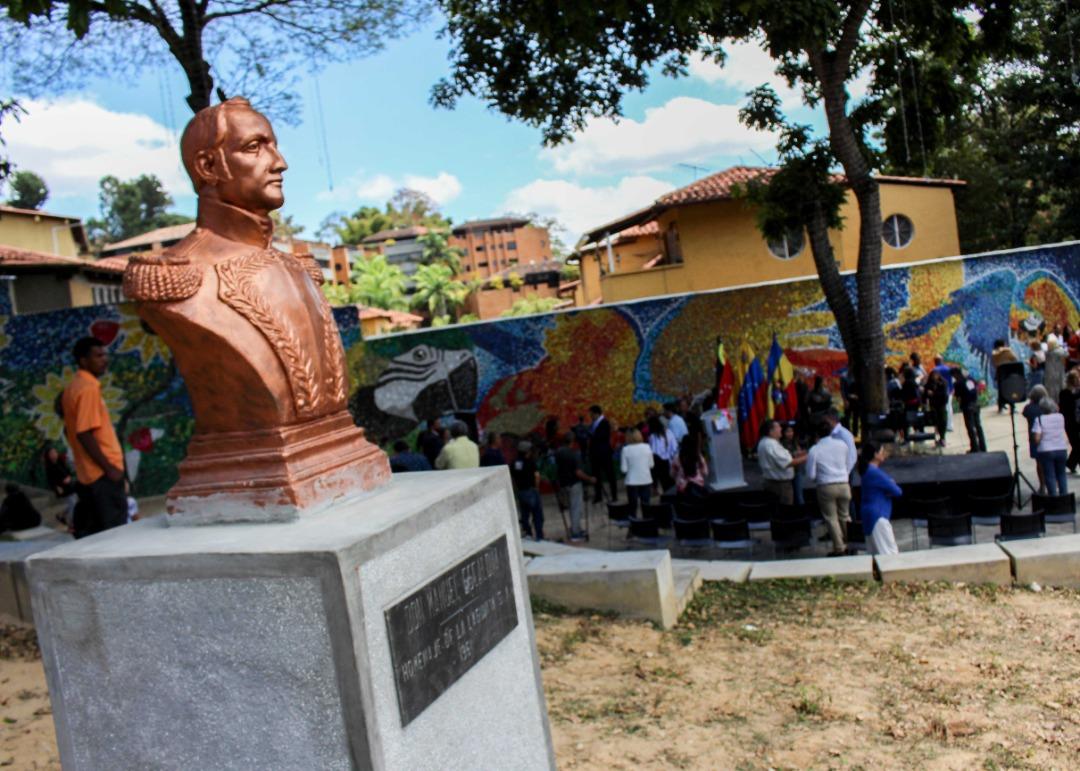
675;500;710;522
736;499;775;532
927;513;973;547
606;502;634;549
1030;493;1077;532
965;491;1014;537
627;517;669;548
909;496;952;549
769;517;812;556
709;518;754;556
673;517;712;551
641;502;674;530
997;511;1046;542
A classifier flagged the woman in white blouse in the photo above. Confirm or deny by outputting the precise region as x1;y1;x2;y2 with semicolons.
620;428;655;516
1033;397;1070;495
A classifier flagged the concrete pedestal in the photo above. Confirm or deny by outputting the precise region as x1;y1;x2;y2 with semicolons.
28;468;554;771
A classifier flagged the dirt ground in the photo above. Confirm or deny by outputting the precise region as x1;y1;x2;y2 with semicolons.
2;581;1078;770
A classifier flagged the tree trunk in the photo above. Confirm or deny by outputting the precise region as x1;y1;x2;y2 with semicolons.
810;18;887;414
177;0;213;113
807;200;861;377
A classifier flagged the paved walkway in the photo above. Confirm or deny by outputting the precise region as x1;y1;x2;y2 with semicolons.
529;405;1075;559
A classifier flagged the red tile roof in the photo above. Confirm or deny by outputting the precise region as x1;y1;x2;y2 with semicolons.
358;306;424;325
360;226;429;244
101;222;196;254
0;244;87;268
657;166;774;206
616;221;660;240
85;256;129;274
657;166;966;207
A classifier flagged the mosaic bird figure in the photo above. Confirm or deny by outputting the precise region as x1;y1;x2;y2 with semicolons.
891;270;1018;367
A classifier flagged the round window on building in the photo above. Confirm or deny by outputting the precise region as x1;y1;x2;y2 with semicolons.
882;213;914;248
767;229;805;260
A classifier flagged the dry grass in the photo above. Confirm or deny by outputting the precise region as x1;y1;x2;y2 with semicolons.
535;580;1080;770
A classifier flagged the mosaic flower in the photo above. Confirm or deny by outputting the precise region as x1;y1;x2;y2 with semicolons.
116;308;172;365
31;367;126;442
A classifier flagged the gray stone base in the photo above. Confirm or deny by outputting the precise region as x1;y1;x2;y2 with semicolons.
29;469;554;771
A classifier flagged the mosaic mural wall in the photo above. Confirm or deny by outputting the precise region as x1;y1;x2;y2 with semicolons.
1;242;1077;496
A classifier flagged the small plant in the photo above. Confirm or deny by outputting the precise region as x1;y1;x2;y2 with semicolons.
793;685;828;718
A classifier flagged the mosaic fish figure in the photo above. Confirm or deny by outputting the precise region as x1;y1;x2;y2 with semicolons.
374;344;477;421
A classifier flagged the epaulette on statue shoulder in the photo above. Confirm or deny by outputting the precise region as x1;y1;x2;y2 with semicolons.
293;252;326;286
123;250;203;302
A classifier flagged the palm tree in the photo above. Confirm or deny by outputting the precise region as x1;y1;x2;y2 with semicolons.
411;263;468;321
350;253;409;310
417;229;465;276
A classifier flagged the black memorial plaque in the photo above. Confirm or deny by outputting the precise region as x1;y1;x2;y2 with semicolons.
384;534;519;726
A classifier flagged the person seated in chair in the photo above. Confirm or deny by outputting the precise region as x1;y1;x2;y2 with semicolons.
0;484;42;534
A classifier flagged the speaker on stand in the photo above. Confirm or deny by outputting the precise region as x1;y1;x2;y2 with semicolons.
998;362;1036;509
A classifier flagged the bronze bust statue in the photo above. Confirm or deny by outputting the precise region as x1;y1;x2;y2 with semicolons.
124;97;389;524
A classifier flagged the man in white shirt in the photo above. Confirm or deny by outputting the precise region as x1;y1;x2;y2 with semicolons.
664;402;688;445
825;409;857;474
757;420;806;505
806;421;852;555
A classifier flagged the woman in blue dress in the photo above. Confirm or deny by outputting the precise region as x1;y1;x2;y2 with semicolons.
858;440;902;555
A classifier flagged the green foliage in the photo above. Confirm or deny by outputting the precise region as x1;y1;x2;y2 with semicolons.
875;0;1080;250
559;263;581;281
349;253;409;310
270;211;304;241
506;271;524;290
489;275;504;290
500;293;561;317
411;262;468;320
0;99;25;185
86;174;193;246
458;312;480;324
322;283;351;306
322;188;451;245
4;169;48;209
417;228;465;275
1;0;429;120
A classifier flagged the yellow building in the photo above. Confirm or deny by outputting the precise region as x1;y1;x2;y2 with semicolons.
0;204;87;257
575;166;963;304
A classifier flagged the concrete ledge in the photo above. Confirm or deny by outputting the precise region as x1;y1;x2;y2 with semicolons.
0;540;65;622
875;543;1012;585
672;559;751;583
997;534;1080;588
526;550;680;629
748;555;874;582
673;564;703;616
520;539;585;558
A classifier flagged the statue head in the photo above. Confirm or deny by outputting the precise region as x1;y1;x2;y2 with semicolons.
180;97;288;213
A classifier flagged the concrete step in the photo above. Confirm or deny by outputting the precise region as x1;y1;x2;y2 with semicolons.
748;555;875;582
672;564;702;617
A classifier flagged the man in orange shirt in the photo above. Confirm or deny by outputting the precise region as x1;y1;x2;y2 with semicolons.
61;337;126;538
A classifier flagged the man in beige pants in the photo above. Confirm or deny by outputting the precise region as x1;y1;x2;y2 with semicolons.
805;420;854;555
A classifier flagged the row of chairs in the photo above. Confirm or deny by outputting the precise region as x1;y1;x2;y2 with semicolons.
605;488;1070;554
606;501;821;557
907;491;1075;548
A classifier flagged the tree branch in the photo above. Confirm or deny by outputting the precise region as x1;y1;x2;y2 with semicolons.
204;0;295;23
835;0;873;73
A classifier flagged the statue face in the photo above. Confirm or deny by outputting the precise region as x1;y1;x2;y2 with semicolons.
215;108;288;212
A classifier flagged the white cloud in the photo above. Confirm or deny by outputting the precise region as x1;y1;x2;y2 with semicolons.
688;39;804;111
690;38;874;108
5;98;190;198
321;170;463;206
500;176;675;242
543;96;777;177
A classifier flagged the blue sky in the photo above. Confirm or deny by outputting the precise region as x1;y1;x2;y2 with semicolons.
3;17;845;244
